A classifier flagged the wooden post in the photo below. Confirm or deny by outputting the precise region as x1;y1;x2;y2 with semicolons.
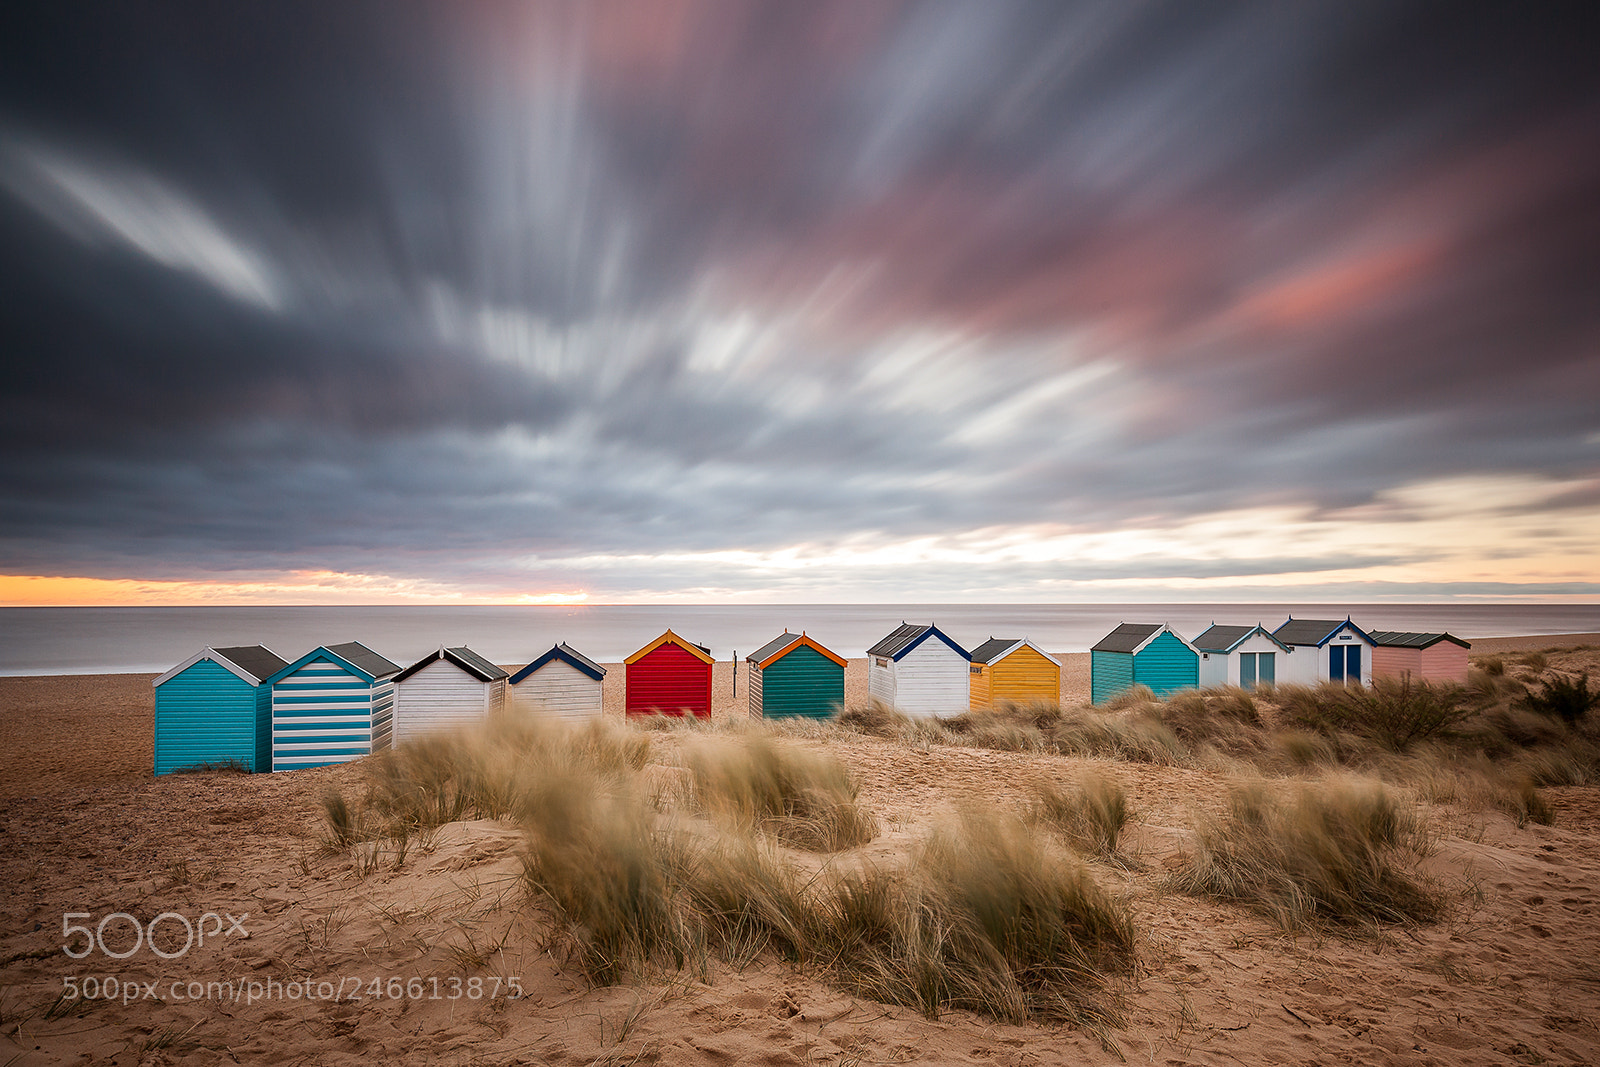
732;651;737;697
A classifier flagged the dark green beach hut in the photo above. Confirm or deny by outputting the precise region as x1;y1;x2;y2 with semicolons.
746;632;847;719
1090;622;1200;704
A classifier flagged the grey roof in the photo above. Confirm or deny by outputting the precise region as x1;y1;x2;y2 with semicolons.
1271;619;1349;647
867;622;929;658
396;646;509;683
1368;630;1470;650
969;638;1021;664
326;640;402;679
1193;625;1256;653
555;642;607;676
1090;623;1162;654
748;633;801;663
211;645;289;684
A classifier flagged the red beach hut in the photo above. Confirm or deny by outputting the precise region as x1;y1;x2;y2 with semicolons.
624;630;715;718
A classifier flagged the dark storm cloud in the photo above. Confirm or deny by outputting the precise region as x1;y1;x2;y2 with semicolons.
1;1;1597;593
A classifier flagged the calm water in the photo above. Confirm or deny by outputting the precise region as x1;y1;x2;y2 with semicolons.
0;603;1596;676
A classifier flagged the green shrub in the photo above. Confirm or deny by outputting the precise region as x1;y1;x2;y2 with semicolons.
1284;676;1472;752
1523;673;1599;725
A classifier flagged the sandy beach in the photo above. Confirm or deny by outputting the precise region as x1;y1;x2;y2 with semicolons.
2;635;1599;1065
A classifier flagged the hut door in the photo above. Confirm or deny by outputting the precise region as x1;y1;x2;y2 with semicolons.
1257;653;1275;686
1239;653;1257;689
1329;645;1360;684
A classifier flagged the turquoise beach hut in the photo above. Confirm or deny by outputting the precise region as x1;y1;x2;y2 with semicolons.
152;645;288;775
1090;623;1200;704
266;641;401;772
746;632;847;720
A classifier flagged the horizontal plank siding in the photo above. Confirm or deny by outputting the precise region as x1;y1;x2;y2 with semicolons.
154;659;263;774
626;644;712;717
394;660;493;743
895;643;969;718
1091;651;1134;705
990;646;1060;706
1419;643;1469;683
969;663;991;710
272;658;378;772
511;659;603;720
1133;632;1199;698
748;664;764;718
867;657;896;707
1371;646;1418;681
761;645;844;719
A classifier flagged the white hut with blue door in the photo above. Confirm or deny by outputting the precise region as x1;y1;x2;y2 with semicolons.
1194;625;1292;690
266;641;401;771
1090;623;1200;704
393;647;508;743
153;645;288;775
866;623;971;717
508;643;607;721
1270;617;1374;686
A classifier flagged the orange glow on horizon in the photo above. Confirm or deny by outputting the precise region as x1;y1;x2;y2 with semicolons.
0;573;590;607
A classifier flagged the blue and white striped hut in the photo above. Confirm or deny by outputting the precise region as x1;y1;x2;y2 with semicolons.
152;645;288;775
265;641;402;772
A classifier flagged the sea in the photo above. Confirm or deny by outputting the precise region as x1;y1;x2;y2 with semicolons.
0;603;1596;677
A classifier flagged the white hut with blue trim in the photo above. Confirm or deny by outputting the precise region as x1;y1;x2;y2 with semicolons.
866;622;971;718
1270;617;1375;686
1194;624;1292;690
266;641;401;771
153;645;288;775
508;643;607;721
392;647;508;743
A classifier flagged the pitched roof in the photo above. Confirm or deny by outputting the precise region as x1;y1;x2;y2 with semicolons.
1271;618;1372;647
1090;622;1163;654
865;622;970;661
211;645;290;683
395;646;509;684
1193;625;1291;654
324;641;402;679
510;643;608;683
746;633;847;669
1367;630;1470;650
969;638;1021;664
154;645;288;688
625;629;714;665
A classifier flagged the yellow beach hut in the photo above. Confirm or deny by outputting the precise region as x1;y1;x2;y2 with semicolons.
968;638;1062;710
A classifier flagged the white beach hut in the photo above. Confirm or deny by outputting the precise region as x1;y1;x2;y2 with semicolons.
1193;624;1292;689
392;646;509;743
508;643;607;721
865;622;971;718
1270;617;1375;686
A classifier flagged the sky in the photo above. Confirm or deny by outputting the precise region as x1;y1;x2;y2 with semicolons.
1;1;1597;606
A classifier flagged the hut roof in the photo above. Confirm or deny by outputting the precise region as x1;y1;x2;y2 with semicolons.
1090;623;1163;654
325;641;403;680
1193;624;1291;654
510;643;607;683
1271;618;1373;648
395;646;509;684
967;637;1063;666
154;645;288;688
746;633;847;669
866;623;970;662
626;629;714;665
1367;630;1471;650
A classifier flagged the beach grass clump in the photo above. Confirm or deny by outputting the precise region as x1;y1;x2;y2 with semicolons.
682;735;877;851
1523;672;1600;725
1029;773;1132;858
1169;779;1443;930
1046;706;1187;765
1281;676;1472;753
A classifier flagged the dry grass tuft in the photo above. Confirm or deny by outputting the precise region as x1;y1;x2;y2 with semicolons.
1029;774;1132;858
683;734;877;852
1280;676;1472;752
1169;778;1444;930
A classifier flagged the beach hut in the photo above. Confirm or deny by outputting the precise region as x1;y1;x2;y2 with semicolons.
968;638;1062;711
1368;631;1471;684
746;632;846;720
392;646;508;743
152;645;288;775
1194;625;1292;690
266;641;401;771
625;630;714;718
1270;617;1375;686
1090;623;1200;704
866;623;971;718
508;643;607;721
